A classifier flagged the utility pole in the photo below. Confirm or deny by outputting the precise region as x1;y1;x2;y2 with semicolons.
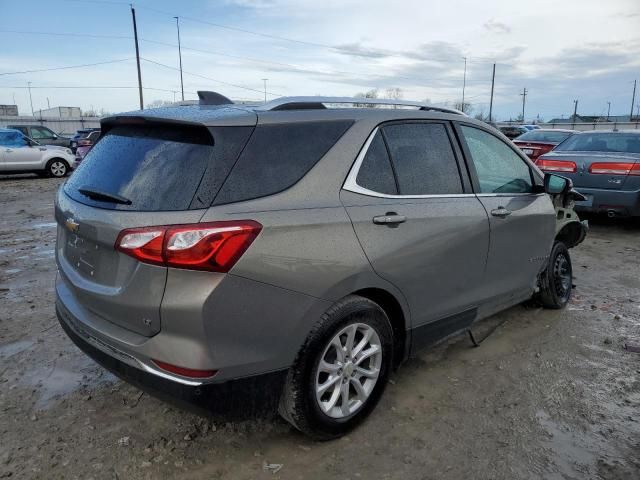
262;78;268;104
631;79;637;121
172;90;177;103
488;63;496;123
130;5;144;110
607;101;611;121
174;16;184;101
46;97;50;109
520;87;527;122
461;57;467;113
27;81;34;117
572;99;578;128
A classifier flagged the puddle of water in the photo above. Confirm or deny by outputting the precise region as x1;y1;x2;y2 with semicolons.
19;353;117;410
32;222;57;229
0;339;35;358
35;248;55;257
536;410;603;478
4;268;22;274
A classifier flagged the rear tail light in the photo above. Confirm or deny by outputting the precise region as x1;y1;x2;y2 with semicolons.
536;159;577;173
152;359;217;379
78;139;92;146
115;221;262;272
588;162;640;176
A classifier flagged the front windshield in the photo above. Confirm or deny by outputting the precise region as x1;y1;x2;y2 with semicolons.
555;133;640;153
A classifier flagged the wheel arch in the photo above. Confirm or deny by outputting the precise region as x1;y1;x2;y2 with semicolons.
555;220;586;248
352;287;408;367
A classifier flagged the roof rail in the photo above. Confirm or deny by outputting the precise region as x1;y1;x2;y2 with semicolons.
256;96;465;115
197;91;234;106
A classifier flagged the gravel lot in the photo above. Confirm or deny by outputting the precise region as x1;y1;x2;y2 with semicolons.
1;175;639;480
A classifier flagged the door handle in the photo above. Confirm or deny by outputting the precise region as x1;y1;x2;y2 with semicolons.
373;213;406;226
490;207;512;218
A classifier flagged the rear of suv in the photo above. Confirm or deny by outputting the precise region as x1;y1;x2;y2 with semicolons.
56;94;586;439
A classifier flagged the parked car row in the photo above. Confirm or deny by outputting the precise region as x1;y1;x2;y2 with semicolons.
0;128;76;177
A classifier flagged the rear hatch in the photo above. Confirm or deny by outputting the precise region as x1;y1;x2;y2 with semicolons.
538;133;640;190
538;151;640;190
56;118;254;336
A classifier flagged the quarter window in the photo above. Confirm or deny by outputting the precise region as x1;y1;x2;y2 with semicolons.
460;125;533;194
381;123;462;195
355;131;398;195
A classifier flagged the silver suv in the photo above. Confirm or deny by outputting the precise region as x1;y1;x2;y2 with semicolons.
55;94;586;439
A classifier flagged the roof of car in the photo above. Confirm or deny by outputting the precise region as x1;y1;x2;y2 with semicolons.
102;95;468;129
523;128;576;133
0;128;23;134
575;130;640;135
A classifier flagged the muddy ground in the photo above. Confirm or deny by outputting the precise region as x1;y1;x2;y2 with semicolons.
0;175;639;480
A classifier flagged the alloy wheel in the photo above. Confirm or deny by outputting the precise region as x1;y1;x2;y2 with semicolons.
50;161;67;177
315;323;383;419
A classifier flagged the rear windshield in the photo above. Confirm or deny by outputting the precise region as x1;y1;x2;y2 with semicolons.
516;130;573;143
64;125;250;211
554;133;640;153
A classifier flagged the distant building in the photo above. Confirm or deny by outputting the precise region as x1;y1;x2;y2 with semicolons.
34;106;82;118
0;104;19;116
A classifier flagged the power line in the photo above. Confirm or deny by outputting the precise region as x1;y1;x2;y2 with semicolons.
140;57;285;97
0;29;449;84
0;85;194;94
0;58;133;76
0;29;131;40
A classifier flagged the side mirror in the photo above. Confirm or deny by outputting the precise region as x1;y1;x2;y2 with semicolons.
52;134;58;139
544;173;570;195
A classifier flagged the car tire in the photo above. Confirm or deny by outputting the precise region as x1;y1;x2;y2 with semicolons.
538;241;573;309
279;295;393;440
46;158;69;178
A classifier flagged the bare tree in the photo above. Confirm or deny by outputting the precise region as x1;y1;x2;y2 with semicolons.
454;101;473;115
353;89;380;107
385;87;403;100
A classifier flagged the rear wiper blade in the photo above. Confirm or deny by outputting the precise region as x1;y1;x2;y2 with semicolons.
78;187;132;205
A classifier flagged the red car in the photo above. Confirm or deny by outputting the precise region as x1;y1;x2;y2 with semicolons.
513;129;575;162
73;130;100;165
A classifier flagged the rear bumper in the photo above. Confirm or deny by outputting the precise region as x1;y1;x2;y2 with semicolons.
57;307;287;417
55;267;331;383
573;187;640;217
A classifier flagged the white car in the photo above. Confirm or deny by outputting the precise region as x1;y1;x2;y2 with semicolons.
0;128;76;177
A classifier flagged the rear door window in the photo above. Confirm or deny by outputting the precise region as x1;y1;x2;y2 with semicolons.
214;120;353;205
355;130;398;195
64;125;251;211
381;122;463;195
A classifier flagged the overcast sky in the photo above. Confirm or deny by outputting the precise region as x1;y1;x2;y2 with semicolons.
1;0;639;120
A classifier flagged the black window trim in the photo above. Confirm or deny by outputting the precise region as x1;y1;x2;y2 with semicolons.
343;120;472;199
452;121;545;197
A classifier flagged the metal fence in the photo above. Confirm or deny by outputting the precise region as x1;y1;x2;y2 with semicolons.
541;122;639;131
0;115;101;136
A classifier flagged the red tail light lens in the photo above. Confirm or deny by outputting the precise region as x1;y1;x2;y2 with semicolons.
589;162;640;176
536;159;577;173
115;221;262;272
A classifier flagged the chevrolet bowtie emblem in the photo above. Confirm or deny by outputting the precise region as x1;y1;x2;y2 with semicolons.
65;218;80;233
